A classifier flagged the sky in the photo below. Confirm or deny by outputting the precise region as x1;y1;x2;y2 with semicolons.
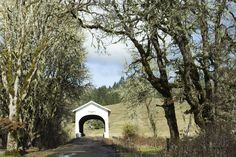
84;31;132;87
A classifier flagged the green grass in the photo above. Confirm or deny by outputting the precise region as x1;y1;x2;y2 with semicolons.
0;155;19;157
68;98;198;138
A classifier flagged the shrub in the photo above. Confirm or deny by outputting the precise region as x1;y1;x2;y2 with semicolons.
122;124;137;139
93;120;104;129
171;123;236;157
0;130;7;148
86;120;104;130
4;150;23;156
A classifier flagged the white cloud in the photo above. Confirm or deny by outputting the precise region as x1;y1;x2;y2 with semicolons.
86;62;122;87
84;30;131;87
86;43;131;66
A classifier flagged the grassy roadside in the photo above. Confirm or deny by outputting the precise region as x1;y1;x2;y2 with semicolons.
107;136;167;157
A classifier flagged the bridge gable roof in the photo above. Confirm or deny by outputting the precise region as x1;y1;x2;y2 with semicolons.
72;101;111;113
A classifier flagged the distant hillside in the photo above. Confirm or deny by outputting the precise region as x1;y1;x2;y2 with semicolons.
67;98;198;138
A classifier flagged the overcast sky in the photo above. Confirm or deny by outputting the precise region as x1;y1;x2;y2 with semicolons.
84;31;131;87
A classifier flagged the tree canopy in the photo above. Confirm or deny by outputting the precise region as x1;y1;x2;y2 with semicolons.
0;0;88;150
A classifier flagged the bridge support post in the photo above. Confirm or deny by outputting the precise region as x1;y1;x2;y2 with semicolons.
104;118;109;138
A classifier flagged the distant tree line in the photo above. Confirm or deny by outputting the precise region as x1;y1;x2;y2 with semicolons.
80;77;125;106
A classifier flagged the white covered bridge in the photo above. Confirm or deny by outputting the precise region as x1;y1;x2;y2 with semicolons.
72;101;111;138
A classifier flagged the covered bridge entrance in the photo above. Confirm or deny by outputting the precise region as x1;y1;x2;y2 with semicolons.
72;101;111;138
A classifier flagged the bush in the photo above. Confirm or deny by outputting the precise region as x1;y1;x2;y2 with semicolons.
94;121;104;129
4;150;23;156
171;123;236;157
122;124;137;138
87;120;104;130
32;121;69;149
0;130;7;148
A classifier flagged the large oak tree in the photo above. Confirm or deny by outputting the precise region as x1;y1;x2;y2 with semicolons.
70;0;236;142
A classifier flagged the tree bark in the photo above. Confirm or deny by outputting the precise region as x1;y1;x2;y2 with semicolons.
6;96;18;151
7;133;17;151
162;99;179;143
145;99;157;137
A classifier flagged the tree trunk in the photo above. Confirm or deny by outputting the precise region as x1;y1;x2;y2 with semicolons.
145;99;157;137
6;96;18;151
192;104;214;129
7;133;17;151
193;111;205;129
162;100;179;143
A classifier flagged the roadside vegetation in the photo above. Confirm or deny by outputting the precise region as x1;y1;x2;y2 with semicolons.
91;121;235;157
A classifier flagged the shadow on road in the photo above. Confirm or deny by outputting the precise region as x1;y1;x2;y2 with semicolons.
47;137;118;157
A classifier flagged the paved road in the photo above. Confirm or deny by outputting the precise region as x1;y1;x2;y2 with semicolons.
47;137;118;157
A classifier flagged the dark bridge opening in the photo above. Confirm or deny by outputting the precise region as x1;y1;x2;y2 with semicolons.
79;115;105;137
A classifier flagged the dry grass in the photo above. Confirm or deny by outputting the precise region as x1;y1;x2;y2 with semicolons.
107;99;198;137
67;98;198;139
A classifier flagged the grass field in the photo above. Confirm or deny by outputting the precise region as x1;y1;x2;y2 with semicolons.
67;98;198;139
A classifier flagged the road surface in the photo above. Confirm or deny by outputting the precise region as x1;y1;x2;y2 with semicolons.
47;137;118;157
